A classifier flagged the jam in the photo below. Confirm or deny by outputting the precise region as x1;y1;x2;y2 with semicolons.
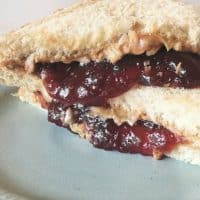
49;103;180;156
36;49;200;107
89;119;179;156
35;49;197;157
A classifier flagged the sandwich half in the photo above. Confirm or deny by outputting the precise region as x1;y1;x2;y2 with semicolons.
0;0;200;164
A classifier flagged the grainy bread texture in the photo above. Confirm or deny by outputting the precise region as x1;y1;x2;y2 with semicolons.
92;86;200;139
0;0;199;73
0;0;200;165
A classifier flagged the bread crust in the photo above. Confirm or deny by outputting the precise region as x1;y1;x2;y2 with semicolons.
0;0;199;71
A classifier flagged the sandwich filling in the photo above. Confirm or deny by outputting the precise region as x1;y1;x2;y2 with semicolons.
35;48;200;158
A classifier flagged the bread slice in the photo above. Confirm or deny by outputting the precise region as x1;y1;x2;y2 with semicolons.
0;0;199;69
16;86;200;165
0;0;200;165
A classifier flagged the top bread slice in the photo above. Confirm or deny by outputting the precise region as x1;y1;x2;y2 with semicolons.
0;0;199;79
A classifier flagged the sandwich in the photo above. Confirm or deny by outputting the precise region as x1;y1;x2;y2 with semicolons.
0;0;200;164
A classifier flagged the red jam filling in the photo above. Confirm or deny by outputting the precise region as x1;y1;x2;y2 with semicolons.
35;49;198;157
72;104;180;156
36;49;200;107
47;102;181;156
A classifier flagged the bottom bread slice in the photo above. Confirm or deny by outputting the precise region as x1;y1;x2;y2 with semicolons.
16;86;200;165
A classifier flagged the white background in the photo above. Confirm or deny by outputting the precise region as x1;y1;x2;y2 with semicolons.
0;0;77;34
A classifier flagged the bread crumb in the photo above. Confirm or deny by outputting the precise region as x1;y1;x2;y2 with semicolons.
153;149;164;160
